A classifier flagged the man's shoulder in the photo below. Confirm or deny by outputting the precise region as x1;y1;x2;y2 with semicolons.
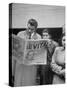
17;31;26;38
17;31;26;35
36;33;41;39
52;40;58;46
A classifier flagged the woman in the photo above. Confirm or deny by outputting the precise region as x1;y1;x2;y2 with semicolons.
51;34;65;84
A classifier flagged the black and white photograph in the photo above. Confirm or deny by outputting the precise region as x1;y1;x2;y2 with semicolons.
9;3;65;87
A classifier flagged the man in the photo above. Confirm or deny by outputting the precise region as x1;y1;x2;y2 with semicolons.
42;29;58;60
14;19;41;86
39;29;58;85
17;19;41;39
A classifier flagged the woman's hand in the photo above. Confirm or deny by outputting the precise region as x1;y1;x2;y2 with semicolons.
51;63;62;74
59;69;65;76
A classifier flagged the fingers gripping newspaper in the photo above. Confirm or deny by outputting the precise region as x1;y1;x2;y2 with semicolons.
12;34;48;65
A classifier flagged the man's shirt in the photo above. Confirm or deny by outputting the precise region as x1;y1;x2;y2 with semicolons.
17;31;41;39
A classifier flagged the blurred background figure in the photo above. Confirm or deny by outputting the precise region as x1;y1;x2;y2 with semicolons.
42;29;50;39
37;29;58;85
51;33;65;84
42;29;58;63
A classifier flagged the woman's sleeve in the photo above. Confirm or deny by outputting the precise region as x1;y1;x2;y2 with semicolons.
60;69;65;77
51;47;62;74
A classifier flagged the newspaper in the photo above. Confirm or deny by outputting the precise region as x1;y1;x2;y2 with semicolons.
12;34;48;65
12;34;25;63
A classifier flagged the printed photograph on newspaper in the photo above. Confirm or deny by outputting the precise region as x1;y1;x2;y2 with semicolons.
23;39;48;65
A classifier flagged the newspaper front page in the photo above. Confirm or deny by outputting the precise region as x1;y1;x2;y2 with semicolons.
12;34;48;65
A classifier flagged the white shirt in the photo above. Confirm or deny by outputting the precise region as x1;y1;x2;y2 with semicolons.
17;31;41;39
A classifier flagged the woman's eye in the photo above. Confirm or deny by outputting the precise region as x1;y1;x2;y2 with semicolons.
63;39;65;41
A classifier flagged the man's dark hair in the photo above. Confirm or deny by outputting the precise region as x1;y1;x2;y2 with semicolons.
42;29;49;34
28;19;38;28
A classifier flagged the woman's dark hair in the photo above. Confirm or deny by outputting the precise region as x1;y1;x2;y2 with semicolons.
28;19;38;29
59;33;65;46
61;33;65;38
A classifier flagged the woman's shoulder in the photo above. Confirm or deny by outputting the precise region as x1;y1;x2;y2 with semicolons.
55;46;63;52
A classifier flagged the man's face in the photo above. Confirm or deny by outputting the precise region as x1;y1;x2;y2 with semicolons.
27;24;36;34
43;32;50;39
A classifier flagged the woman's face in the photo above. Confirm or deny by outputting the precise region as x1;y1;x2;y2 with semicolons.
62;36;65;47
